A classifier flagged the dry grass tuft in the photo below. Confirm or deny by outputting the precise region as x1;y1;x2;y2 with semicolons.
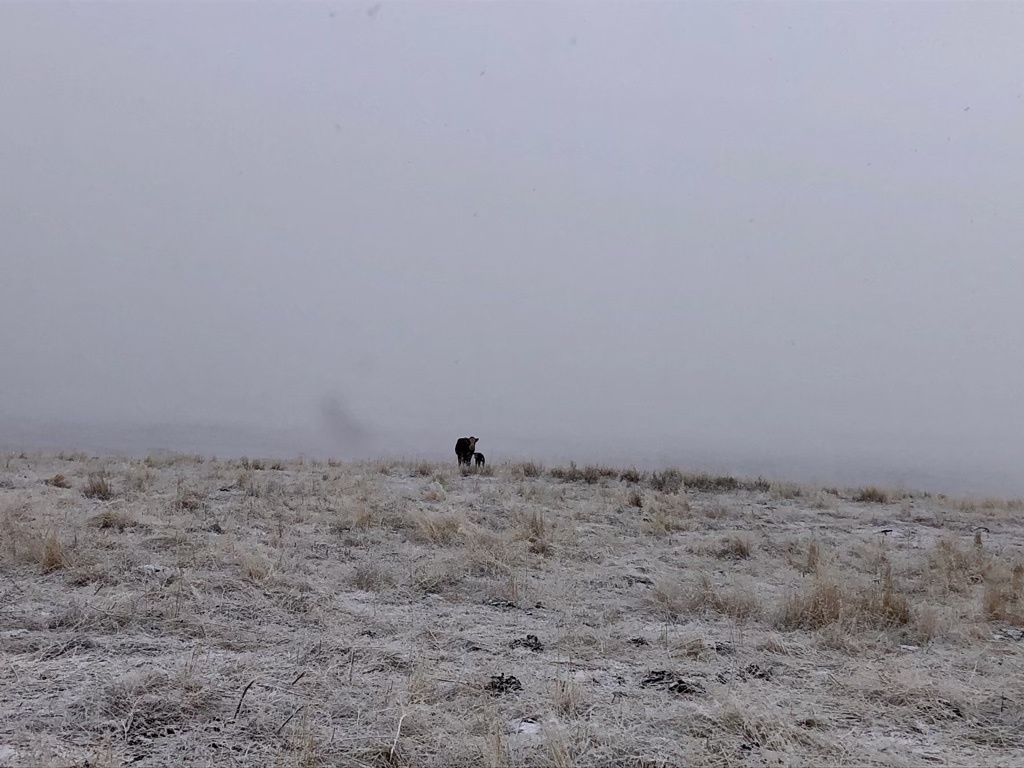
553;678;585;718
770;481;803;499
957;496;1024;514
715;534;753;560
518;510;553;555
776;577;845;630
649;576;760;621
681;472;738;492
46;473;71;488
347;500;382;530
483;572;524;606
513;460;544;478
240;553;273;583
619;466;645;483
412;512;462;545
1;516;71;573
857;564;913;627
174;483;203;511
126;466;156;492
647;579;688;618
90;508;136;532
689;575;761;620
79;670;219;743
409;559;465;594
778;566;912;630
982;563;1024;624
548;462;609;484
914;605;942;643
650;469;685;494
420;481;447;502
802;539;823;575
39;530;69;572
926;536;986;595
350;561;396;591
83;473;114;499
687;703;837;757
462;526;522;576
645;496;690;535
854;486;889;503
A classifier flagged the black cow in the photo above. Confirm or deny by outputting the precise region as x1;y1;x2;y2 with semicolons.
455;436;478;466
473;452;485;467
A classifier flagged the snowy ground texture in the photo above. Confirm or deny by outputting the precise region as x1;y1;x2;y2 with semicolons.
2;452;1023;767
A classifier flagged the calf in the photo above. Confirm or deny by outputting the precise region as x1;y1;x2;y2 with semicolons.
473;452;485;467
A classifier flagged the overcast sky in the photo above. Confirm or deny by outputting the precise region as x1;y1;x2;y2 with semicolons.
1;2;1022;490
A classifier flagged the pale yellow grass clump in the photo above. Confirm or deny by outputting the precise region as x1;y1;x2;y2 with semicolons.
776;564;912;631
82;473;114;500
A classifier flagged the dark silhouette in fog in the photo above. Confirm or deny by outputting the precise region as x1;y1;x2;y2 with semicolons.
455;437;478;466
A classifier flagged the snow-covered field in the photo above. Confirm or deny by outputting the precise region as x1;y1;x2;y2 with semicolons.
2;452;1023;767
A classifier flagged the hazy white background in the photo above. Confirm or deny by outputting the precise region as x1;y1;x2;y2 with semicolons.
2;2;1022;493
